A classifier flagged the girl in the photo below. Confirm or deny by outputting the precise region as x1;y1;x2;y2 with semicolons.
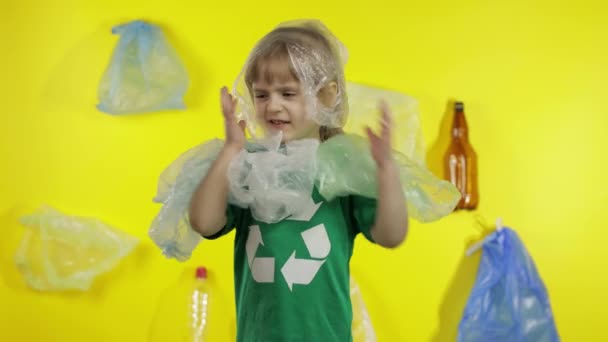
151;19;459;342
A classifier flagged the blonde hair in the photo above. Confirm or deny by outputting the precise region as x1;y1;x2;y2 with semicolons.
244;25;346;141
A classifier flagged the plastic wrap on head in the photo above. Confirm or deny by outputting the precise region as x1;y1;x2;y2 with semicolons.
15;206;138;291
350;276;377;342
458;228;560;342
316;134;460;222
228;133;320;223
97;20;189;114
232;19;348;138
150;139;224;261
344;82;426;166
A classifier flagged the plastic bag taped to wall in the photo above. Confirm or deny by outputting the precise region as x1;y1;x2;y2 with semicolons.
15;206;138;291
97;20;189;114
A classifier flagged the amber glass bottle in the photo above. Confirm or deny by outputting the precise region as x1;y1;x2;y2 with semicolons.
444;102;479;210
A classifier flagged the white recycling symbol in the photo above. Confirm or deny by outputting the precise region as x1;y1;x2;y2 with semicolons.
245;198;330;291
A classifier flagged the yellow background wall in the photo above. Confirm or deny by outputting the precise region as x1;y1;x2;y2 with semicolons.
1;0;607;340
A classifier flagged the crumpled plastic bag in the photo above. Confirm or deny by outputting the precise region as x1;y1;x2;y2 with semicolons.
97;20;189;114
15;206;138;291
458;228;560;342
227;133;320;223
351;277;377;342
150;133;458;260
150;139;224;261
317;134;460;222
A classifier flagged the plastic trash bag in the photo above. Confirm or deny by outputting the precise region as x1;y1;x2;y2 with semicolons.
317;134;460;222
351;277;377;342
15;206;138;291
97;20;189;114
458;228;560;342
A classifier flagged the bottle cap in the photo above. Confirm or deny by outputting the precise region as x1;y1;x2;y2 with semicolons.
454;102;464;112
195;267;207;279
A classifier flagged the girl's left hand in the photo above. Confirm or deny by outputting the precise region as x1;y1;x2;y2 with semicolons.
365;100;394;169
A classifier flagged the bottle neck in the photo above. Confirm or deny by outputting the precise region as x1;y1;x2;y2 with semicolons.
451;110;469;140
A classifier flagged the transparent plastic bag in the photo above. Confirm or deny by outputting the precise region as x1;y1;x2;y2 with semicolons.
227;134;320;223
351;277;377;342
316;134;460;222
150;139;224;261
458;228;560;342
97;20;189;114
344;82;426;166
15;206;138;291
151;132;458;260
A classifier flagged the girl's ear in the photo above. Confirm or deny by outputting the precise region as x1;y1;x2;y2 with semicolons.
318;81;338;107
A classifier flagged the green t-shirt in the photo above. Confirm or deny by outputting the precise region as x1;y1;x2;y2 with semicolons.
206;187;377;342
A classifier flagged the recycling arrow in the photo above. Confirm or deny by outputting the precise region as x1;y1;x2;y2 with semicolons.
245;225;274;283
281;252;325;291
281;223;331;291
287;197;322;221
245;208;332;290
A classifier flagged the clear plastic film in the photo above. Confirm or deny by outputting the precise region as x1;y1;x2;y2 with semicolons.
458;228;560;342
343;82;426;166
350;276;377;342
97;20;189;114
15;206;138;291
150;139;224;261
227;133;320;223
317;134;460;222
151;133;458;260
232;19;349;138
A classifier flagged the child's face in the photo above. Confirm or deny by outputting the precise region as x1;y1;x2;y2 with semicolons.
251;62;320;143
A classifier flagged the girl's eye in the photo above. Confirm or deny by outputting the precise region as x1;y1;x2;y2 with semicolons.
255;94;267;99
283;92;296;97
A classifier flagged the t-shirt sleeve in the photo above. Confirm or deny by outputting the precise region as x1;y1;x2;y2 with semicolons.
203;204;245;240
350;195;378;243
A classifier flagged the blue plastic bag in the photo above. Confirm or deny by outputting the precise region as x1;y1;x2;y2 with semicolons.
97;20;189;114
459;228;560;342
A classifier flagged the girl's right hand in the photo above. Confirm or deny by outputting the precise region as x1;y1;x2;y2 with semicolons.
221;87;247;152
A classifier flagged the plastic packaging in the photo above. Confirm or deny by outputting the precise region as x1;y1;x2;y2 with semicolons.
15;206;138;291
150;139;224;261
351;277;377;342
317;134;461;222
189;267;211;342
97;20;189;114
344;82;426;166
458;227;560;342
150;133;459;260
227;133;320;223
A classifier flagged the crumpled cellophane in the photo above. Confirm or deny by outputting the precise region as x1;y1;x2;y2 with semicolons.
150;133;459;260
317;134;460;223
15;206;138;291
